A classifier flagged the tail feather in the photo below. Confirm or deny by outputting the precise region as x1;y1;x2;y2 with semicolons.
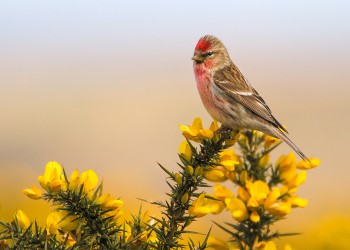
271;127;309;161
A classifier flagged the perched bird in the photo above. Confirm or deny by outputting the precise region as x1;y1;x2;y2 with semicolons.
192;35;308;160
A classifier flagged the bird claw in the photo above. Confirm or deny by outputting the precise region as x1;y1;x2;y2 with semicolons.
215;126;232;135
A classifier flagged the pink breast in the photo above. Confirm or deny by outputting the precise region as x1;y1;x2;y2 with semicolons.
194;66;223;121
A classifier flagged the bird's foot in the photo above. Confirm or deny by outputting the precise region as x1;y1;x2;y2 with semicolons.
215;125;232;135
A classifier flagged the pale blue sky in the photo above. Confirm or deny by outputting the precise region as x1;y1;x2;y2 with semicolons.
1;1;349;85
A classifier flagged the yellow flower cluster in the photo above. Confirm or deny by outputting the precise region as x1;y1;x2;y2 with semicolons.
180;117;241;182
23;161;101;196
96;193;124;220
189;153;319;221
180;117;216;141
204;148;241;182
180;118;320;248
2;116;320;249
46;210;78;246
11;209;77;247
180;117;240;146
0;210;33;248
20;162;124;244
122;211;158;247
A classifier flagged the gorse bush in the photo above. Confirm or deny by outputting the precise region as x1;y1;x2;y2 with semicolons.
0;117;319;250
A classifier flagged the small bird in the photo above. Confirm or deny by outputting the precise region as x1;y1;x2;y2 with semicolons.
192;35;308;160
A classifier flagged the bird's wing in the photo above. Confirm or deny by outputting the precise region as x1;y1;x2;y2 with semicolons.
213;66;288;133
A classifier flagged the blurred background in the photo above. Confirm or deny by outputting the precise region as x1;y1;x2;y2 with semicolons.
1;1;349;249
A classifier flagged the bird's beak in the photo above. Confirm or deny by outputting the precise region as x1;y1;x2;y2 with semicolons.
191;53;204;63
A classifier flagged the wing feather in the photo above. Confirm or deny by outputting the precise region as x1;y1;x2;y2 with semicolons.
213;66;288;133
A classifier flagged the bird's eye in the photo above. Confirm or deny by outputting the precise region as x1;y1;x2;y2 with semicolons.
204;51;214;57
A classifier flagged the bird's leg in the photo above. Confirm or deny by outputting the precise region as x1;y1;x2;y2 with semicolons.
215;125;232;136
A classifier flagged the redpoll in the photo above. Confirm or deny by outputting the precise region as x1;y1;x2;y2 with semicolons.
192;35;308;160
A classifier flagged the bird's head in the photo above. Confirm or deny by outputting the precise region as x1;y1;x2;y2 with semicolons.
192;35;231;70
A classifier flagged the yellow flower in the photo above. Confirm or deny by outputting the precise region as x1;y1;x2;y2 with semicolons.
287;171;307;189
68;169;80;191
277;153;303;186
96;194;124;210
250;211;260;223
246;180;270;205
189;193;224;217
264;187;292;217
247;196;259;209
214;184;234;201
15;210;30;230
179;140;192;162
38;161;66;192
264;188;281;210
219;148;239;171
225;197;248;221
180;124;198;140
57;211;79;232
261;185;295;217
266;201;291;218
204;167;228;182
108;197;124;210
258;154;270;168
209;120;219;133
202;136;240;183
199;129;214;140
107;208;124;221
96;194;124;221
23;186;42;199
277;151;295;165
46;211;79;234
46;211;61;235
264;134;280;149
296;157;320;170
180;117;214;141
287;196;308;208
207;236;229;250
238;186;250;202
253;238;277;250
279;185;289;196
79;170;98;193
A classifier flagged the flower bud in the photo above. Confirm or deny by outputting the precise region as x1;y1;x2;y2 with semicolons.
185;165;194;175
194;166;203;177
23;186;42;200
181;193;189;204
15;210;30;230
174;173;182;185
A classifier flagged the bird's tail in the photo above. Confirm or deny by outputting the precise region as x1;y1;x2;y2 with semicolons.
271;127;309;161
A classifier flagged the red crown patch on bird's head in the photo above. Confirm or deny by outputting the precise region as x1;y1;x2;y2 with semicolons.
195;36;213;52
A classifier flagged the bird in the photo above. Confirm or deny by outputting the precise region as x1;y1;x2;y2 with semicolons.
192;35;308;160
